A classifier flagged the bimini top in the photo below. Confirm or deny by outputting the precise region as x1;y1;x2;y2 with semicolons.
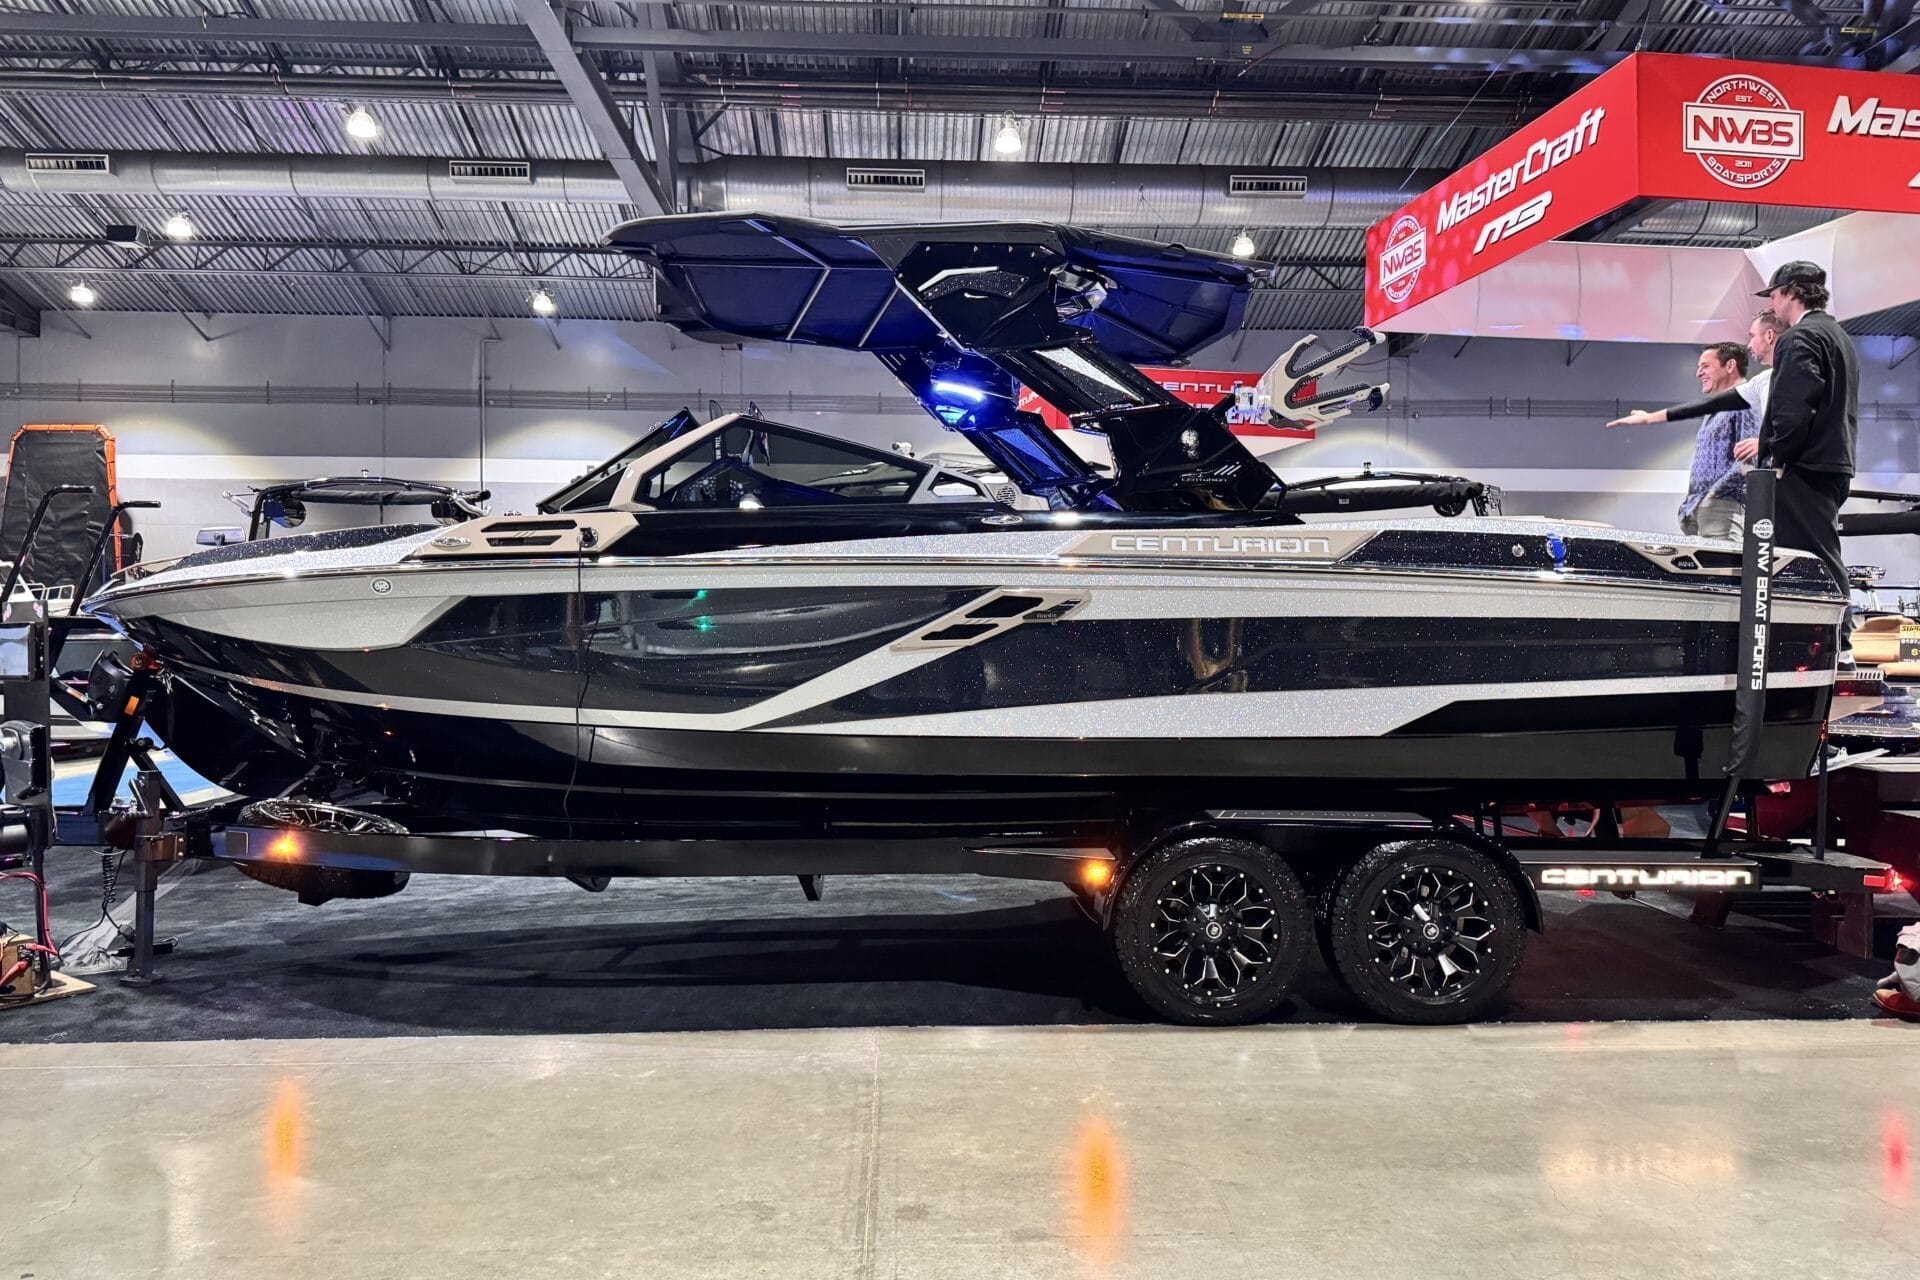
242;476;489;539
605;213;1266;365
250;477;489;509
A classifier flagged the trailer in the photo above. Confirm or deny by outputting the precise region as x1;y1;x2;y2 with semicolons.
6;472;1910;1026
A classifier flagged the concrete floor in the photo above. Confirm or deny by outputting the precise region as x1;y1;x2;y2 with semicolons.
11;862;1911;1043
5;1019;1917;1279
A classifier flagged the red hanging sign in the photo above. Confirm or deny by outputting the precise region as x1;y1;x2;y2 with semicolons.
1365;53;1920;328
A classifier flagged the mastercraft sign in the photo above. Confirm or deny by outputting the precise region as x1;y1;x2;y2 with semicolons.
1365;53;1920;328
1363;57;1642;324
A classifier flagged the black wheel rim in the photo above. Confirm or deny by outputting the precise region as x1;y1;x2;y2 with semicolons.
1149;864;1282;1005
1363;863;1498;1003
237;799;405;836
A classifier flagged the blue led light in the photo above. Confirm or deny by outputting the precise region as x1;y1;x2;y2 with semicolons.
930;379;986;402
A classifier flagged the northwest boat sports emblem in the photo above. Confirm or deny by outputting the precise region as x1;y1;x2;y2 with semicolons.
1376;213;1428;306
1683;74;1804;190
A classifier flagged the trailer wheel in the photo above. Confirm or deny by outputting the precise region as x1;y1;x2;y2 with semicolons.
1112;836;1310;1025
1326;839;1525;1025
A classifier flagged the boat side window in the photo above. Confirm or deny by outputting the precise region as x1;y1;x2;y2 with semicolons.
640;422;926;505
555;468;626;512
735;425;922;498
642;453;721;503
929;474;990;500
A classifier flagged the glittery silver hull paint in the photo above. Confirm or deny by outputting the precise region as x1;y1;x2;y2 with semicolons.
83;514;1847;834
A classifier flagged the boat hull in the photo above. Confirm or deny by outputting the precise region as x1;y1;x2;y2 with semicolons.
92;518;1846;836
146;676;1828;836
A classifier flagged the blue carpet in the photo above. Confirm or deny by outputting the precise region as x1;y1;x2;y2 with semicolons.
49;753;215;806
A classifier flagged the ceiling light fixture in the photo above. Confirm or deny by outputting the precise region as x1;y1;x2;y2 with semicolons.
992;121;1024;156
163;213;196;241
530;288;557;317
344;107;381;141
1230;231;1257;258
68;283;97;307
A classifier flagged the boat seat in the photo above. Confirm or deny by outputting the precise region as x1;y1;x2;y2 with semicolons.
1854;616;1907;667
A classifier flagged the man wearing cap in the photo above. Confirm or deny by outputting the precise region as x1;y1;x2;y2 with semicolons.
1744;260;1859;652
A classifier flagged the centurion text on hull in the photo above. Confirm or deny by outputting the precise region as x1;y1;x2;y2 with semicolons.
82;217;1848;841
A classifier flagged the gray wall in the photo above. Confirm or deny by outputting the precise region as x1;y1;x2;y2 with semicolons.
4;313;1917;578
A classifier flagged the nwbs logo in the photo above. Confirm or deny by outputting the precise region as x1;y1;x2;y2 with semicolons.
1683;74;1803;189
1377;214;1427;306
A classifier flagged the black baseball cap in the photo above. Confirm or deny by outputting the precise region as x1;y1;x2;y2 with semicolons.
1757;260;1826;297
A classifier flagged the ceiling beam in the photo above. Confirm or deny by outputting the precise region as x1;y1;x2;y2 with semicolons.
0;13;1741;72
639;50;679;204
0;277;39;338
0;236;1354;274
0;234;639;260
512;0;669;215
0;69;1539;127
3;14;537;49
1591;0;1655;52
1777;0;1838;38
0;262;637;286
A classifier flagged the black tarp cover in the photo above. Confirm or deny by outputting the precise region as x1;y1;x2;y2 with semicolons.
0;424;118;594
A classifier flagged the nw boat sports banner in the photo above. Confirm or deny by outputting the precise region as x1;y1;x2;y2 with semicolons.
1366;53;1920;327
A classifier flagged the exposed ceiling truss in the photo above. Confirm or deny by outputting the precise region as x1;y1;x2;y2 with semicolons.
0;0;1890;335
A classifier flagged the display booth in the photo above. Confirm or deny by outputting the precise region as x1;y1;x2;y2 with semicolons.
1365;53;1920;343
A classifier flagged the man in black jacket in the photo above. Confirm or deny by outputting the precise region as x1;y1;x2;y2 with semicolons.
1743;260;1858;651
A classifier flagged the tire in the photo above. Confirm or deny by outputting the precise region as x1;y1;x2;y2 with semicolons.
1112;835;1311;1026
1326;838;1527;1025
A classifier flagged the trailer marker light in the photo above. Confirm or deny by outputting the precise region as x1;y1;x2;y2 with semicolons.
268;833;300;860
1082;861;1113;888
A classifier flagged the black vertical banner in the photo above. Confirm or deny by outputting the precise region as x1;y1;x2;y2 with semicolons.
1726;466;1777;780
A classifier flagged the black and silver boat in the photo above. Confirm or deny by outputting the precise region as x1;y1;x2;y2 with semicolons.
83;217;1848;839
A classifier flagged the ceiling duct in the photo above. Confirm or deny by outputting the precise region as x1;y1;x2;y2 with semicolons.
0;150;1443;230
0;150;626;203
682;158;1437;229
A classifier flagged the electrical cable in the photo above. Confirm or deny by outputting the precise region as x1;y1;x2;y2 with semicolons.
0;869;60;999
1396;22;1539;193
57;851;129;955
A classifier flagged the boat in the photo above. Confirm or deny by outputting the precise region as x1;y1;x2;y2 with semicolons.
81;216;1849;841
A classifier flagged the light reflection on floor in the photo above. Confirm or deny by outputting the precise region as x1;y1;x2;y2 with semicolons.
263;1075;306;1235
1066;1109;1127;1272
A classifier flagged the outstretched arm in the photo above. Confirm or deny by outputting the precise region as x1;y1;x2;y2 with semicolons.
1664;387;1749;422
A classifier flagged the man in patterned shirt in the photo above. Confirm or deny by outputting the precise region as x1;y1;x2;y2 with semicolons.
1612;341;1758;538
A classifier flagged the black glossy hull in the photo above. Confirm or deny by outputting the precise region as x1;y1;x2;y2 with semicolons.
148;663;1829;838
